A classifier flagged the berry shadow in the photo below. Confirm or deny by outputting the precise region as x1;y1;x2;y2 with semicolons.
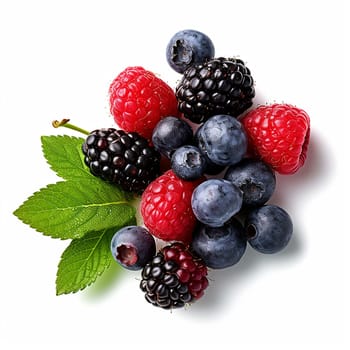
188;229;304;316
251;86;269;108
185;135;329;316
82;263;127;300
268;130;331;208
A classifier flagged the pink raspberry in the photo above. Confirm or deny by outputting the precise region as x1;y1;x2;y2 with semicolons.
240;104;310;174
109;66;178;141
140;170;202;243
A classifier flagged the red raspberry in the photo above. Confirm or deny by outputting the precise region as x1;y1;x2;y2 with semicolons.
109;66;178;141
140;170;202;243
240;104;310;174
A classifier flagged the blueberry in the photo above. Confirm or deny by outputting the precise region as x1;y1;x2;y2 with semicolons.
202;155;226;175
191;179;243;227
194;125;225;175
196;114;247;166
110;226;156;270
166;29;215;74
224;158;276;207
192;219;247;269
245;205;293;254
152;116;193;158
171;145;206;180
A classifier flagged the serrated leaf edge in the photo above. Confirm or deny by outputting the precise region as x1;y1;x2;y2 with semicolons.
13;180;135;240
55;230;112;295
14;134;139;295
40;135;91;180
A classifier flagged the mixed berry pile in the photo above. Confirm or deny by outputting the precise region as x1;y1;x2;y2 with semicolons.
15;29;311;309
99;29;310;309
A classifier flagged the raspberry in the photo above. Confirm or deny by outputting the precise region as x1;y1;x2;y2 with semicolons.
109;66;178;141
140;170;202;243
82;128;161;194
140;242;208;309
240;104;310;174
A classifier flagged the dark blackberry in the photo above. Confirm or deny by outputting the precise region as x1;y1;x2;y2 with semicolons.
176;57;255;123
140;242;208;309
82;128;161;194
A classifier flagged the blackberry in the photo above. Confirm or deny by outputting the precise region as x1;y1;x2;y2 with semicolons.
82;128;161;194
140;242;208;309
176;57;255;123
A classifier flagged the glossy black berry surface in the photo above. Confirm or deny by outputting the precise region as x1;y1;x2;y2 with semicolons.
82;128;160;194
140;243;208;309
140;252;193;309
176;57;255;123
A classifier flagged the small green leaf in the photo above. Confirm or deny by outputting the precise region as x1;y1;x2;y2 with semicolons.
13;178;136;239
41;135;90;181
56;221;135;295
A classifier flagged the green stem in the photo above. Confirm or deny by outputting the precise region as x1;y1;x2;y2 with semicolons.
52;119;90;136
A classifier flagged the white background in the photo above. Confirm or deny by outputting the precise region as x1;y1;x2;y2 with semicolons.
0;0;347;349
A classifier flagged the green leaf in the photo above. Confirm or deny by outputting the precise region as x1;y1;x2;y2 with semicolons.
41;135;90;181
13;178;136;239
56;221;135;295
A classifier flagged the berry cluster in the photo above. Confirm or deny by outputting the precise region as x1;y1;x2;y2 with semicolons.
140;243;208;309
176;57;255;123
87;29;310;309
82;128;160;194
